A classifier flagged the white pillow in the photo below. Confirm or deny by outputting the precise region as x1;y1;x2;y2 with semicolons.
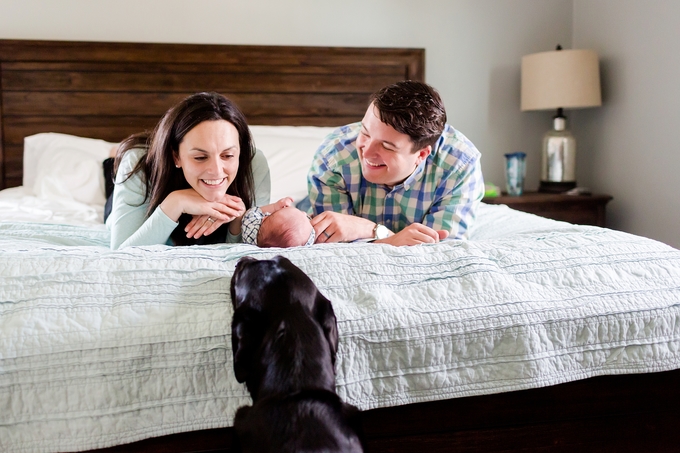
250;125;336;202
24;133;118;206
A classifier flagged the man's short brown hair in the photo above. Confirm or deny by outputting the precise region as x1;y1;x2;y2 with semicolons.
369;80;447;152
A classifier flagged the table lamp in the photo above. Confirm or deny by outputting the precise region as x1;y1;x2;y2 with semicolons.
521;45;602;193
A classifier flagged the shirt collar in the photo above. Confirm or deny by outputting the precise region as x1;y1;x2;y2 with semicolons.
401;158;428;191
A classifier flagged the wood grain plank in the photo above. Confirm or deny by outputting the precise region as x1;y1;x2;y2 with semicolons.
2;61;406;76
0;40;423;68
3;92;186;116
3;116;171;145
5;177;20;188
3;144;21;187
4;144;22;164
3;92;370;117
2;70;399;94
247;116;357;127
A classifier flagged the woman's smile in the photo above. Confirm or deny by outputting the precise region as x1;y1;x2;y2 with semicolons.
201;177;227;186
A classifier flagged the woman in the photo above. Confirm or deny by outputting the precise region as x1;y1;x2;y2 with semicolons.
107;92;270;249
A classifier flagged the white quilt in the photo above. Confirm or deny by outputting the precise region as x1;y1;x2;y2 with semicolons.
1;205;680;453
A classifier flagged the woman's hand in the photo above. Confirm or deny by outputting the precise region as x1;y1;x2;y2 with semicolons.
159;189;246;238
185;214;225;239
185;193;246;239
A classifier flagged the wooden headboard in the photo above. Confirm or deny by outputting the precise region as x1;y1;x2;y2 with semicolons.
0;39;424;189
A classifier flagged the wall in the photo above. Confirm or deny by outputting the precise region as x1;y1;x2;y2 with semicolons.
573;0;680;247
0;0;573;197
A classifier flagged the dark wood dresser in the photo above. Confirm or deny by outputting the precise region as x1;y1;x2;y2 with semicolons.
483;192;613;227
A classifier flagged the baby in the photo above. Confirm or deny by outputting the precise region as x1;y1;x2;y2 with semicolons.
242;197;316;248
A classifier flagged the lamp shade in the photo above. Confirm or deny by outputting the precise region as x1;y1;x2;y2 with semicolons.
521;49;601;111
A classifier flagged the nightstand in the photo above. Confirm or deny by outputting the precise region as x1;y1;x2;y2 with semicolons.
483;191;613;227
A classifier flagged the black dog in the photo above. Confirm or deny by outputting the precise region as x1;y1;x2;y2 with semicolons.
230;256;364;453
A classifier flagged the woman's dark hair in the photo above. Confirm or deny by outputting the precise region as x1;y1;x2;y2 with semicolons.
114;92;255;245
369;80;447;152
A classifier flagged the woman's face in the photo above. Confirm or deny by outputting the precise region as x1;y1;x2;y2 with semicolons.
174;120;240;202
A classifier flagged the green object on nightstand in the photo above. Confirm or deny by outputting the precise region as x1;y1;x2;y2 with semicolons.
484;183;500;198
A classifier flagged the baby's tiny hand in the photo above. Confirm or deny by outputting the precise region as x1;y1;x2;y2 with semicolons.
274;197;294;211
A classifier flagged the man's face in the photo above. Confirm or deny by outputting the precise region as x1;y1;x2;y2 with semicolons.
356;104;431;187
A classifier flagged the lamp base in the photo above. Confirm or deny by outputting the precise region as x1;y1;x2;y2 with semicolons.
539;180;576;193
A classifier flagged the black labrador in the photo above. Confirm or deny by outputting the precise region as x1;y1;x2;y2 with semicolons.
229;255;364;453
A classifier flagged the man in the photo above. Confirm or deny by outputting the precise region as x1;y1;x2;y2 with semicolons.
308;80;484;246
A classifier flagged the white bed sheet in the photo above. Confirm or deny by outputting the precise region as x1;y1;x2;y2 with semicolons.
0;186;105;227
1;205;679;453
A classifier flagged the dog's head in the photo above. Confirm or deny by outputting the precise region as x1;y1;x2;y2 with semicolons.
230;256;339;399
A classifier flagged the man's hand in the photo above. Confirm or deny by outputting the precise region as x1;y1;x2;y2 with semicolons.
376;223;448;246
311;212;449;246
311;211;375;243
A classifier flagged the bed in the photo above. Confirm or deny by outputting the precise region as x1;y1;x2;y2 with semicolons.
1;39;679;453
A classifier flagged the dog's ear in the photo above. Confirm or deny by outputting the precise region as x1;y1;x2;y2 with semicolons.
231;310;263;383
314;292;339;366
230;256;258;310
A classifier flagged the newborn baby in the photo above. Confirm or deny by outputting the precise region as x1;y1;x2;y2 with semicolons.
242;197;316;248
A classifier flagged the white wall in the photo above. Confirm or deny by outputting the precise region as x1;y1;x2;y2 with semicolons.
573;0;680;247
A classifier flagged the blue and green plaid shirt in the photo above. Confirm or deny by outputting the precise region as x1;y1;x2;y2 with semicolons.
307;123;484;239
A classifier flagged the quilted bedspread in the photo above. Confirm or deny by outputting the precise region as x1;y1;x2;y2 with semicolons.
1;205;679;452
